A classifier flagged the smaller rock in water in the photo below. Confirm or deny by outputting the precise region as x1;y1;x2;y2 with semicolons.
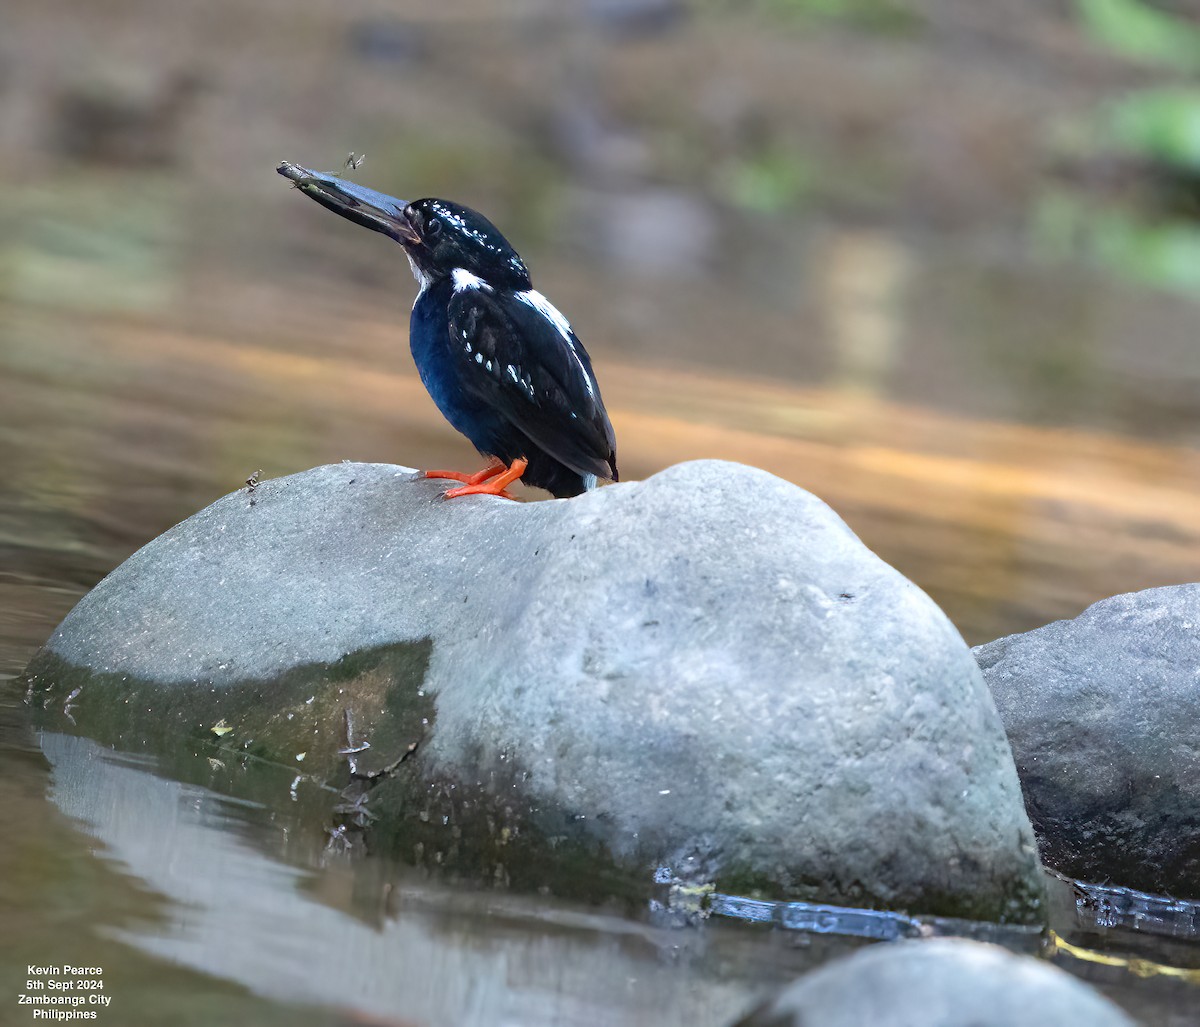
975;584;1200;898
733;938;1134;1027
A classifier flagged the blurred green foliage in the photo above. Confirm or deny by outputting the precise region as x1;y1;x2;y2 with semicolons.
723;145;815;212
765;0;916;29
1076;0;1200;73
1089;208;1200;288
1047;0;1200;290
1035;189;1200;290
702;0;918;32
1108;89;1200;171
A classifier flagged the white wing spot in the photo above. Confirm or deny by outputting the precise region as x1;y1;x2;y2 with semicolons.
517;290;596;399
518;289;572;339
507;364;519;383
475;352;483;364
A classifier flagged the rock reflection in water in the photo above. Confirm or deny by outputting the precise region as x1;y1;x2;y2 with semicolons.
38;732;850;1027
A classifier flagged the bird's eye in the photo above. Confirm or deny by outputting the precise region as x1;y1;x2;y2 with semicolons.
425;218;442;239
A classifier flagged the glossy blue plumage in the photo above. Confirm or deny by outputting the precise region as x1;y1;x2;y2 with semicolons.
410;270;617;497
410;277;510;453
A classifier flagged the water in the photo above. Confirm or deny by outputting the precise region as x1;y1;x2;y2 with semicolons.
2;295;1199;1022
20;730;852;1027
3;700;1199;1024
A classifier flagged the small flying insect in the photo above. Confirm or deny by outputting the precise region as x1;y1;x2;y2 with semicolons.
344;152;366;172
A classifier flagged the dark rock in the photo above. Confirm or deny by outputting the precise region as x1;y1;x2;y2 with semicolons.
25;459;1042;920
975;585;1200;896
733;938;1134;1027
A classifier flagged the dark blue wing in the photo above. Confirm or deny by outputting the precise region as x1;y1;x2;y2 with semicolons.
446;285;617;481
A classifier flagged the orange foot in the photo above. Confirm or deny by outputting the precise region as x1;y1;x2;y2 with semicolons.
424;461;506;487
439;458;528;500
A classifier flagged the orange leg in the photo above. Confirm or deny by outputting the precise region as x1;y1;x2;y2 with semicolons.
423;461;506;486
442;458;528;500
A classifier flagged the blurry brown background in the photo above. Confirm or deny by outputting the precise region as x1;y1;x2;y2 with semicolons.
3;0;1200;652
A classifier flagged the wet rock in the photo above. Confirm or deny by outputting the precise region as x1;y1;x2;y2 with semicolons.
25;459;1041;921
975;585;1200;896
733;938;1134;1027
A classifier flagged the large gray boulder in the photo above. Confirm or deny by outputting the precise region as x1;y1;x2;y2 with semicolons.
25;460;1042;920
975;585;1200;896
733;938;1135;1027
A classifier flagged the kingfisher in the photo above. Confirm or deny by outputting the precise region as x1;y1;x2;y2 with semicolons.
277;161;618;499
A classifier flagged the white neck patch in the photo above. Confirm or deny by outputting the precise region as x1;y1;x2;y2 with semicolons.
452;268;489;292
406;252;432;299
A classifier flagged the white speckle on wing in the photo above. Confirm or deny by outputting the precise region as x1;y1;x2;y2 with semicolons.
506;363;535;400
475;352;484;364
452;268;489;292
517;290;596;399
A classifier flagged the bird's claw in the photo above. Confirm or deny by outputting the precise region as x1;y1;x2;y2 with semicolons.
442;484;519;500
424;462;506;486
428;458;528;500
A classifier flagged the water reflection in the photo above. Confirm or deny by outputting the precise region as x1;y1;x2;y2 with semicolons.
25;725;1200;1026
38;732;845;1027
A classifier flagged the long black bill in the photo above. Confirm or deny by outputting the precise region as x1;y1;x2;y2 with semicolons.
276;161;419;245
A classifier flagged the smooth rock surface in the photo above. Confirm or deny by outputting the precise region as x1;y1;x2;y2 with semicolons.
975;585;1200;896
733;938;1135;1027
26;460;1042;920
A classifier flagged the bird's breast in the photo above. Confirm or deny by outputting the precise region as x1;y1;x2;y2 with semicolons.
408;283;506;451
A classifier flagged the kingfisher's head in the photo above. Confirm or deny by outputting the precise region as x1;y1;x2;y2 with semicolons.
277;162;531;291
